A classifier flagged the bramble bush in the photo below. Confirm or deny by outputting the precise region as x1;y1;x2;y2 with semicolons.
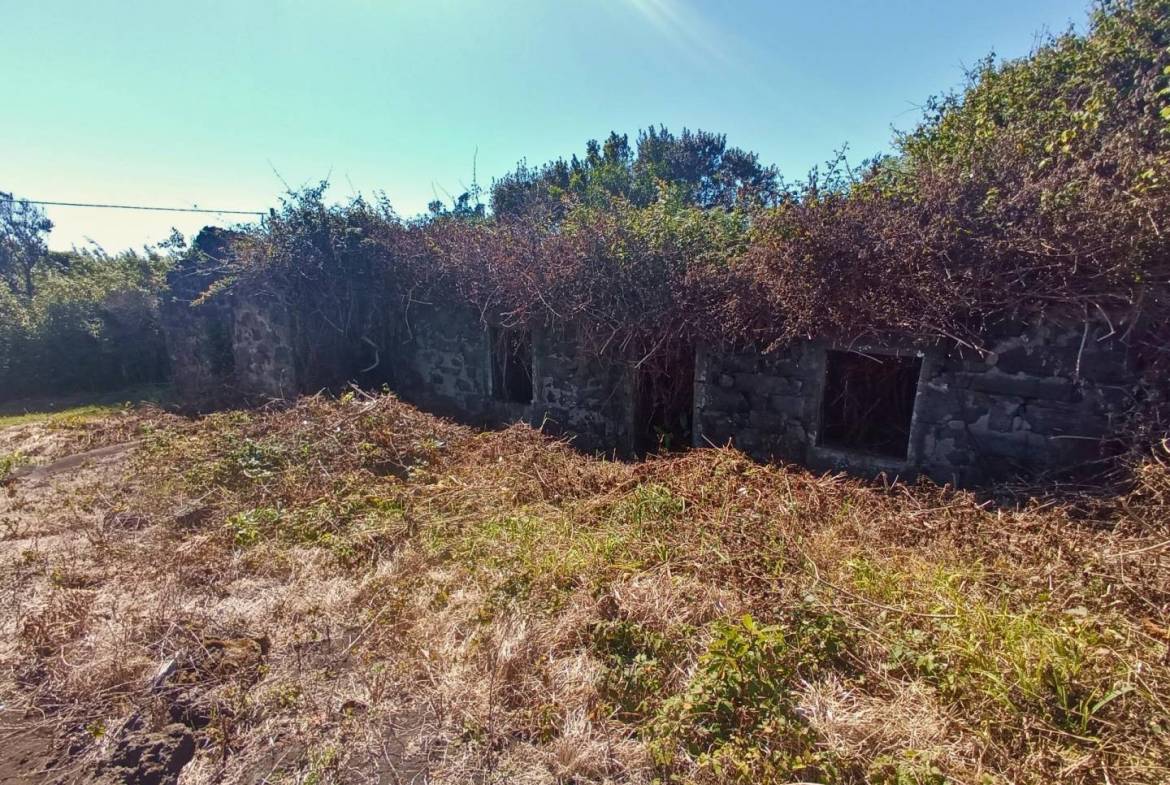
9;2;1170;430
222;1;1169;372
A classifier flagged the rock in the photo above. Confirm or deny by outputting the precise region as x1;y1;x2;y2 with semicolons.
148;658;180;692
166;690;217;730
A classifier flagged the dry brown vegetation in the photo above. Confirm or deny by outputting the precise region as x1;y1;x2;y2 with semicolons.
220;1;1170;400
1;393;1168;784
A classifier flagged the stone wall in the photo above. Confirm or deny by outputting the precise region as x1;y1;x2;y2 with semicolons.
393;304;639;454
165;274;640;453
695;319;1136;486
164;234;1138;485
693;341;817;465
163;229;301;408
231;296;297;402
532;323;638;454
161;229;239;409
393;302;498;421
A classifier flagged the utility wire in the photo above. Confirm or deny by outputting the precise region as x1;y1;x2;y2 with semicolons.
0;195;265;216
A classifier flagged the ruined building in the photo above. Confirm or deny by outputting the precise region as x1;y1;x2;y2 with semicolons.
164;229;1139;488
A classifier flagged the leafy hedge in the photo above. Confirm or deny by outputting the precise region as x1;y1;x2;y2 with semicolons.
0;250;171;402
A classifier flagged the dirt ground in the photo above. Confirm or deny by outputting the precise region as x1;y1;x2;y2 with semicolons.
0;409;434;785
1;416;151;784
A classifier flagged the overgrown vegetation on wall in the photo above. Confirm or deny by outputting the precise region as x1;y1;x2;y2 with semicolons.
0;195;171;401
215;0;1169;398
735;0;1170;350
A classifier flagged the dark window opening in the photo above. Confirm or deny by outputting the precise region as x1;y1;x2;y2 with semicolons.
637;349;695;454
819;350;922;459
490;327;533;404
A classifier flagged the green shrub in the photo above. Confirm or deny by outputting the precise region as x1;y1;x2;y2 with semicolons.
593;618;693;721
651;612;850;782
0;286;26;385
0;250;170;401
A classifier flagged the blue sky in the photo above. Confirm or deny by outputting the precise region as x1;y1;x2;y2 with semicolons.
1;0;1089;251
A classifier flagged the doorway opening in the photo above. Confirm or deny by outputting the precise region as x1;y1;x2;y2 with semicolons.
637;349;695;454
490;327;534;404
818;350;922;459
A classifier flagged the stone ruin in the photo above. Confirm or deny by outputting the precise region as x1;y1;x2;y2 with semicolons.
694;321;1134;486
164;229;1140;487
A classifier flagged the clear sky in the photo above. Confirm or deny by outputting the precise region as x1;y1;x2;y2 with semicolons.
2;0;1089;252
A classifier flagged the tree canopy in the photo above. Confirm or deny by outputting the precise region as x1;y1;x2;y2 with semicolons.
489;126;780;218
0;193;54;298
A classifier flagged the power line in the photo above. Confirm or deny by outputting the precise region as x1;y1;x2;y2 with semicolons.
0;195;265;216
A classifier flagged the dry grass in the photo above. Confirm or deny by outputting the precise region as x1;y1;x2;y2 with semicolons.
1;391;1167;784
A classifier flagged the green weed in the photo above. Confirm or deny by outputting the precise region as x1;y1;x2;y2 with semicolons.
0;450;27;480
852;557;1133;737
651;611;850;783
225;507;281;546
593;618;693;721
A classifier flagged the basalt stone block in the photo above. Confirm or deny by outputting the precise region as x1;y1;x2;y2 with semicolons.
1020;403;1107;437
967;429;1033;460
987;399;1023;432
909;390;962;426
964;371;1078;402
704;387;750;413
748;410;786;431
735;373;803;396
716;354;763;374
768;394;805;416
946;450;973;466
993;344;1066;376
1076;346;1133;384
699;411;735;436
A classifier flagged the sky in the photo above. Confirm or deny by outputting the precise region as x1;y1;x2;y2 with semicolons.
1;0;1090;252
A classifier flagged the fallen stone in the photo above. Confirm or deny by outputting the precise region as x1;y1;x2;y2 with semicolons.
170;504;211;528
148;657;180;693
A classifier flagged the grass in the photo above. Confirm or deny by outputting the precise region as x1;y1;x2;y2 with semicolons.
0;383;170;428
2;391;1167;784
0;450;26;481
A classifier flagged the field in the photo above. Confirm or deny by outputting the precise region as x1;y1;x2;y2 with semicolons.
1;392;1167;784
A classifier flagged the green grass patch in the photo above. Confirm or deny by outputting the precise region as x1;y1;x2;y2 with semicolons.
1;451;28;480
0;384;170;428
846;556;1134;737
593;618;695;722
224;494;407;565
427;483;690;611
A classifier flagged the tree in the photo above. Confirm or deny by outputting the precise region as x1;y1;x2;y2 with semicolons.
0;192;53;297
633;126;780;209
489;126;780;218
